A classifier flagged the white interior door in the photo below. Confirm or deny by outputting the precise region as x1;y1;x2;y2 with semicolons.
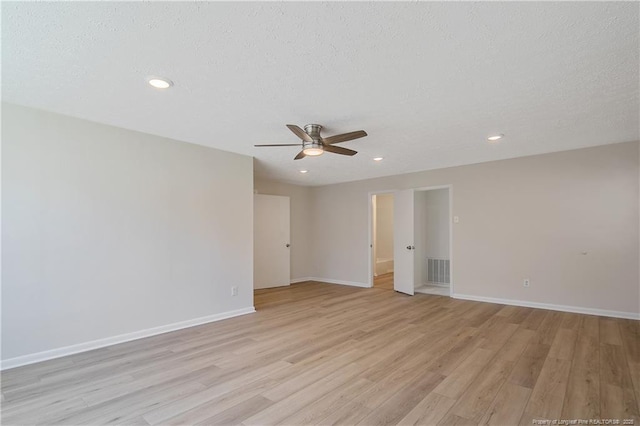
254;194;290;289
394;189;415;295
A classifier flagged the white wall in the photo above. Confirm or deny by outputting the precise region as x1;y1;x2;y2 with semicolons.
254;179;312;282
374;193;394;275
2;104;255;363
414;189;450;286
311;141;640;316
422;189;450;259
414;191;428;286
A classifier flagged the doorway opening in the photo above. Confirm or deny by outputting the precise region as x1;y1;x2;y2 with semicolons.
370;193;394;290
413;187;452;296
379;186;453;296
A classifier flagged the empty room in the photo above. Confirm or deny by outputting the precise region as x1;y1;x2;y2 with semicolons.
2;2;639;426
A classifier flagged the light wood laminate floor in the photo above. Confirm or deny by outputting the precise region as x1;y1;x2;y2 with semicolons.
2;281;639;425
373;272;394;290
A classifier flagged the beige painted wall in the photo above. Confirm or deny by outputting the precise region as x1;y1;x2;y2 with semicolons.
254;179;312;281
2;104;255;361
310;141;640;315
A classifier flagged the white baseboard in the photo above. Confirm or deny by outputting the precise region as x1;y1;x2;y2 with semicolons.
308;277;371;288
290;277;370;288
1;307;256;371
452;293;639;320
255;282;289;289
425;282;450;288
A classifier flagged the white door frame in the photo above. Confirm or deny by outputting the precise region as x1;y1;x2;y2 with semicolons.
411;184;454;297
367;185;454;296
367;190;397;288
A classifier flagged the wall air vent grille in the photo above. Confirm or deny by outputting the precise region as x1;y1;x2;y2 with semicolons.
427;258;450;284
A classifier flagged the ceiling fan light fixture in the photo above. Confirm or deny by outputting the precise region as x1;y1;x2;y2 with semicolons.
302;141;324;156
303;147;324;156
299;170;308;174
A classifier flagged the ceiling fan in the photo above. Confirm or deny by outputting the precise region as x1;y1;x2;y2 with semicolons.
254;124;368;160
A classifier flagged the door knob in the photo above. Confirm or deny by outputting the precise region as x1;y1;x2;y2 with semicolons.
286;243;290;248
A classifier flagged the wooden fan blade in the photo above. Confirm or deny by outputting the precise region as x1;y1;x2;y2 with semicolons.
286;125;313;142
254;144;301;147
294;150;306;160
324;145;357;156
322;130;367;145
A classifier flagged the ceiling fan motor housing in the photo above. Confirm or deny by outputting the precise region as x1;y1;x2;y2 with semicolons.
303;124;323;150
303;124;323;139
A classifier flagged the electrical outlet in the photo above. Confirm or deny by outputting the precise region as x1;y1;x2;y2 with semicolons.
231;286;238;296
523;279;530;287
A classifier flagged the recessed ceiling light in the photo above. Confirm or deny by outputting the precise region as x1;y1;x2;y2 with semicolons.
299;170;308;174
147;77;173;89
487;134;504;141
373;157;384;161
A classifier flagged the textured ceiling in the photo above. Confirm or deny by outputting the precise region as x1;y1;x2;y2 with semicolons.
3;2;639;186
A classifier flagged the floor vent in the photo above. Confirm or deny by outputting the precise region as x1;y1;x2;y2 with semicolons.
427;258;450;284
